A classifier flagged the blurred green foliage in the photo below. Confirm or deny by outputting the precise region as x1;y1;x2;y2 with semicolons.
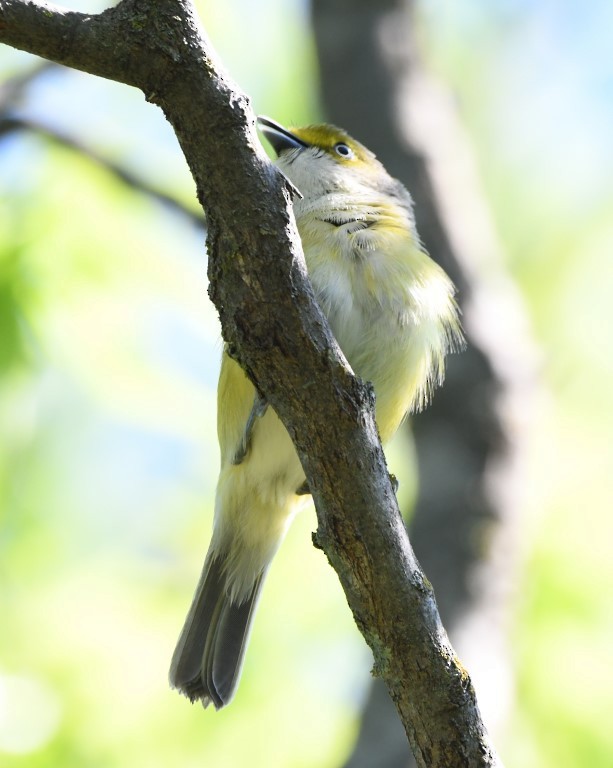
1;1;612;767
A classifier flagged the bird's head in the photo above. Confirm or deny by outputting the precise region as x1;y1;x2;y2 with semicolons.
257;116;389;199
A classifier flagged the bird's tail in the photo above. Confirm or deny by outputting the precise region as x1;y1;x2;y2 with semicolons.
169;550;265;709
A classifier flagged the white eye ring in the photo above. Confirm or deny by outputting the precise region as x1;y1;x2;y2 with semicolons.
334;143;354;159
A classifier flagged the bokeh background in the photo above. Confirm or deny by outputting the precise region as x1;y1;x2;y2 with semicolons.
1;1;612;766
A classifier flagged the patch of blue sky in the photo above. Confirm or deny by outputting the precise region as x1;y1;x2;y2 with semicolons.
486;1;613;213
0;132;47;194
17;66;192;193
66;412;210;549
418;0;613;217
143;303;221;393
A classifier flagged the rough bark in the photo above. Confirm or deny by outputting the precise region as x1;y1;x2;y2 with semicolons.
0;2;503;765
312;1;534;766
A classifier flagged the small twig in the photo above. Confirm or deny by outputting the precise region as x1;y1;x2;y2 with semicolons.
0;115;206;228
0;60;56;110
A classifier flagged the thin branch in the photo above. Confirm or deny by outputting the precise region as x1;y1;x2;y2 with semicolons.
0;61;205;225
0;2;503;765
0;115;206;228
0;60;56;109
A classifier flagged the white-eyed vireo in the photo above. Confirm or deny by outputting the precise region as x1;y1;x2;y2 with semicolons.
170;116;463;709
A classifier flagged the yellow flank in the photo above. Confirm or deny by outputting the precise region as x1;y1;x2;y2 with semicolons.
216;353;254;465
170;117;463;708
213;354;306;600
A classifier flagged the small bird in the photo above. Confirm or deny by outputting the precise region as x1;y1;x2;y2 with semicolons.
169;116;463;709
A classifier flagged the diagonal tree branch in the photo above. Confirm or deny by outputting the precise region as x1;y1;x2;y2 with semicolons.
0;2;503;765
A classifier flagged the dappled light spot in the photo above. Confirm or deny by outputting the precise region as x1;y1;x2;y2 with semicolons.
0;674;61;755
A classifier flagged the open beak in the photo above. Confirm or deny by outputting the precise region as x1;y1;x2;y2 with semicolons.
257;116;308;156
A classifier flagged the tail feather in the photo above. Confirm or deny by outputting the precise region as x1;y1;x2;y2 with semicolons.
169;552;264;709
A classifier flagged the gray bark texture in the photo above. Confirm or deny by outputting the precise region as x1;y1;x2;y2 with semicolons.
311;1;535;766
0;2;507;765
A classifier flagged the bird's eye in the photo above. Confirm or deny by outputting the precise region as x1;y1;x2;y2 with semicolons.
334;143;354;159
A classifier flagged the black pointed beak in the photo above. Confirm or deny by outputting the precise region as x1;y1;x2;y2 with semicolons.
257;116;308;156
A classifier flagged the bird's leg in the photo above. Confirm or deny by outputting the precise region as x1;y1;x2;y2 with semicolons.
231;391;268;465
